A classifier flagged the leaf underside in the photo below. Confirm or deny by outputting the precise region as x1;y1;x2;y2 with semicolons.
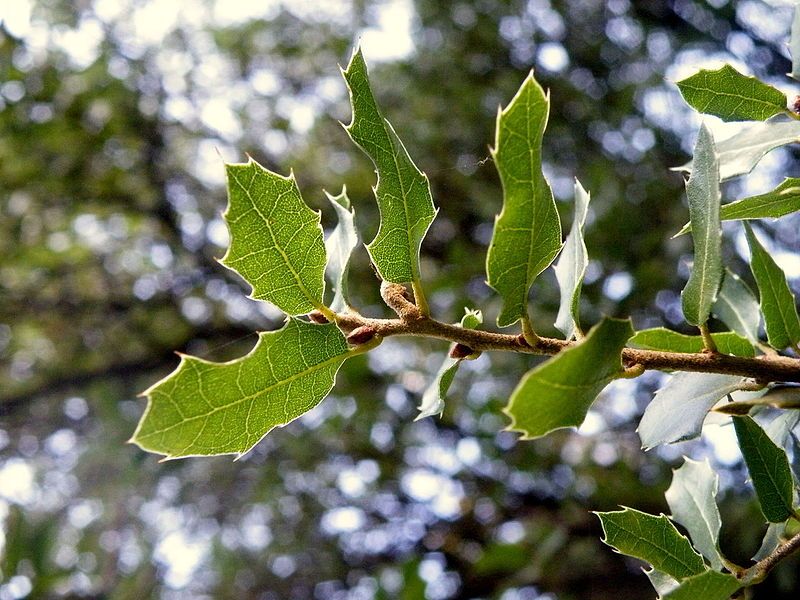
712;269;761;345
324;186;359;313
554;179;590;339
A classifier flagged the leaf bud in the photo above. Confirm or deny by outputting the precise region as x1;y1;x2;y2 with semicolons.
793;95;800;114
449;343;479;360
346;325;377;345
308;310;330;324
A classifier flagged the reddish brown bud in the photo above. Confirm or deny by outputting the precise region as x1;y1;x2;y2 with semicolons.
308;310;330;324
449;343;476;359
346;325;377;345
793;95;800;114
516;334;532;348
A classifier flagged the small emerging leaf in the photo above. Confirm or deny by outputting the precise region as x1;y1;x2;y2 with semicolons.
486;71;562;327
554;179;590;339
676;64;787;122
712;269;761;345
596;508;706;580
324;186;358;313
681;124;723;327
133;320;351;459
342;47;436;285
661;570;740;600
221;159;327;316
638;372;744;449
744;223;800;350
733;415;795;523
665;458;723;570
504;318;633;439
628;328;754;357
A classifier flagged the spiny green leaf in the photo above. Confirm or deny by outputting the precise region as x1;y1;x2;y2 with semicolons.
733;415;795;523
504;318;632;439
132;320;352;459
554;179;590;339
677;178;800;236
324;186;358;313
661;570;741;600
638;372;744;449
676;65;787;122
486;71;562;328
595;508;707;580
341;47;436;285
791;4;800;82
681;124;723;327
674;120;800;181
744;223;800;350
665;458;723;570
712;269;761;345
628;328;754;357
416;308;483;420
221;159;328;316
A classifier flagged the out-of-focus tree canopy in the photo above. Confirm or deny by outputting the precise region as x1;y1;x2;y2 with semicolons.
1;0;799;598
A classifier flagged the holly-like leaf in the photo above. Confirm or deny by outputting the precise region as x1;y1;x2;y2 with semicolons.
132;320;353;459
733;415;795;523
661;570;741;600
628;328;754;357
791;4;800;82
744;223;800;350
504;318;633;439
416;309;483;420
342;47;436;286
638;372;744;449
554;179;590;339
221;159;328;316
595;508;706;580
324;186;358;313
712;269;761;345
681;124;723;327
665;458;723;570
486;71;562;328
677;178;800;236
674;120;800;181
676;65;787;122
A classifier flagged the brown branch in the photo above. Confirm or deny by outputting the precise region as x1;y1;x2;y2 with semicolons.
333;313;800;383
740;529;800;585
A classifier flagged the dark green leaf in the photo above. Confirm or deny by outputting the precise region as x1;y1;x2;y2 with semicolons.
661;570;741;600
628;328;754;357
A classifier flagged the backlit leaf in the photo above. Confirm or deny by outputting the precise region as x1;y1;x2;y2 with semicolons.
644;569;679;597
221;159;327;316
486;71;562;327
661;570;741;600
628;328;754;357
341;47;436;285
791;4;800;82
681;124;723;327
733;415;795;523
132;320;352;459
504;318;633;439
324;186;358;313
712;269;761;345
753;522;785;561
554;179;590;339
744;223;800;350
676;65;786;122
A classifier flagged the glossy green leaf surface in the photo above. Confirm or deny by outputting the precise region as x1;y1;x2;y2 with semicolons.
342;47;436;285
665;458;723;570
596;508;706;580
661;570;740;600
554;179;590;339
324;187;358;313
681;124;723;327
504;318;632;439
676;65;786;122
628;328;754;357
132;320;351;459
744;223;800;350
678;178;800;235
733;415;795;523
712;269;761;345
221;159;327;316
638;372;744;449
486;71;562;327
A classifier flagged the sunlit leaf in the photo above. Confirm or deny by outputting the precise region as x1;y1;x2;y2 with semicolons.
221;159;327;316
744;223;800;350
681;124;723;327
712;269;761;345
486;71;562;327
132;320;352;459
628;328;754;357
596;508;706;580
791;4;800;82
661;570;740;600
341;47;436;285
638;372;744;449
554;179;590;339
676;64;787;122
665;458;723;570
324;186;358;313
504;318;632;439
733;415;795;523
